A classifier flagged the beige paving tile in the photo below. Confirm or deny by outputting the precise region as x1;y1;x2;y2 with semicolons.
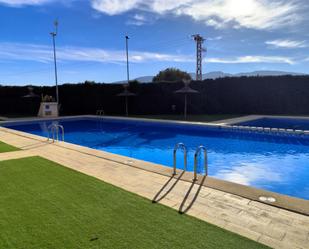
216;211;252;227
279;208;309;223
224;222;261;241
249;200;280;213
293;219;309;232
0;150;37;161
283;231;308;248
238;209;272;225
270;221;309;242
258;235;304;249
247;221;286;240
208;199;243;214
193;212;227;229
224;192;251;205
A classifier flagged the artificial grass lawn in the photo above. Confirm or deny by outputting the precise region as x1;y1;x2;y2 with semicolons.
0;157;269;249
0;141;19;153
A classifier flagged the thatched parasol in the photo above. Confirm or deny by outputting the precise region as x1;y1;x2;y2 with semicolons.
174;80;199;119
117;84;136;116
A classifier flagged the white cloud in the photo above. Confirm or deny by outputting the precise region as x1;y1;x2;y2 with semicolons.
126;14;150;26
0;42;193;64
206;55;295;64
266;39;307;48
1;0;303;30
91;0;302;30
91;0;140;15
177;0;301;30
0;42;297;65
205;18;226;29
126;20;144;26
148;0;192;14
0;0;53;6
133;14;146;22
208;36;223;41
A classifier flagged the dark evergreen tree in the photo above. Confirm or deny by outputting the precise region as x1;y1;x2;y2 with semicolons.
153;68;192;82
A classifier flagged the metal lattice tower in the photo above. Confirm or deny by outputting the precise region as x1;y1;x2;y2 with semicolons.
192;34;205;81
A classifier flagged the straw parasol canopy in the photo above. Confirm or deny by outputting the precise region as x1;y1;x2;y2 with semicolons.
23;87;40;98
174;80;199;119
117;84;136;116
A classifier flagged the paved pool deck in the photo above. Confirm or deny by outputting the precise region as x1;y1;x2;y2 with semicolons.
0;127;308;249
213;114;309;126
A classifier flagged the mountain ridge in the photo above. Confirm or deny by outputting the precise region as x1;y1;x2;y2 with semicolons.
113;70;306;83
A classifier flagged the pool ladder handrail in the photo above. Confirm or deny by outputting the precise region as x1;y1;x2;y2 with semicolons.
96;109;105;116
48;124;64;142
173;143;187;175
193;145;208;181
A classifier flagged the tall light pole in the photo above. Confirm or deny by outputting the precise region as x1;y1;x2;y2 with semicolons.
117;36;136;117
192;34;205;81
125;35;130;84
50;20;59;105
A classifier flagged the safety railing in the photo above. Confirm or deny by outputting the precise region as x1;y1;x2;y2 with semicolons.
96;110;105;116
173;143;187;175
48;124;64;142
193;145;208;181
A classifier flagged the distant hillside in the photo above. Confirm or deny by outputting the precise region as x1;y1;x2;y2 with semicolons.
113;76;153;84
113;70;306;83
134;76;154;82
193;70;305;80
191;71;232;79
235;70;305;77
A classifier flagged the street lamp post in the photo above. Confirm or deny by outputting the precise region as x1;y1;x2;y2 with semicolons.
50;20;59;105
116;36;136;116
125;35;130;85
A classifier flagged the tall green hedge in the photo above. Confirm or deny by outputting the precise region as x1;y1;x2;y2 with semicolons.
1;75;309;116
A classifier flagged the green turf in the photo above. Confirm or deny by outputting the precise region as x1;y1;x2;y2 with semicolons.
0;157;268;249
0;141;19;153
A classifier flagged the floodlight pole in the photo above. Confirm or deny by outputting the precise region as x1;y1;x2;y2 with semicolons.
184;94;187;120
125;35;130;84
50;21;59;105
192;34;205;81
125;36;130;116
125;95;129;117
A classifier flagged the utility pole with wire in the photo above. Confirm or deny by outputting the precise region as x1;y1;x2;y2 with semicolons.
125;35;130;84
192;34;205;81
50;20;59;105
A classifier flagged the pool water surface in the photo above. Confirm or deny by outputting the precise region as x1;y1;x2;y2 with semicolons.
2;117;309;200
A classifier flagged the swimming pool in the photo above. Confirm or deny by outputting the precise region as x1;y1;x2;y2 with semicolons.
235;117;309;130
2;117;309;200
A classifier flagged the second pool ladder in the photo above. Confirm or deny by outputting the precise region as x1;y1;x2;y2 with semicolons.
173;143;208;181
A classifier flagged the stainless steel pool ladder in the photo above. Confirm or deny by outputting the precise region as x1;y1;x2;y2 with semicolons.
96;110;105;116
193;145;208;181
48;124;64;142
173;143;187;175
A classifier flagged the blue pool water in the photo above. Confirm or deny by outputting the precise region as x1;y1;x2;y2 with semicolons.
236;117;309;130
2;117;309;200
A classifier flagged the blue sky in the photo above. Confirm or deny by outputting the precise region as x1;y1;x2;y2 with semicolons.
0;0;308;85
